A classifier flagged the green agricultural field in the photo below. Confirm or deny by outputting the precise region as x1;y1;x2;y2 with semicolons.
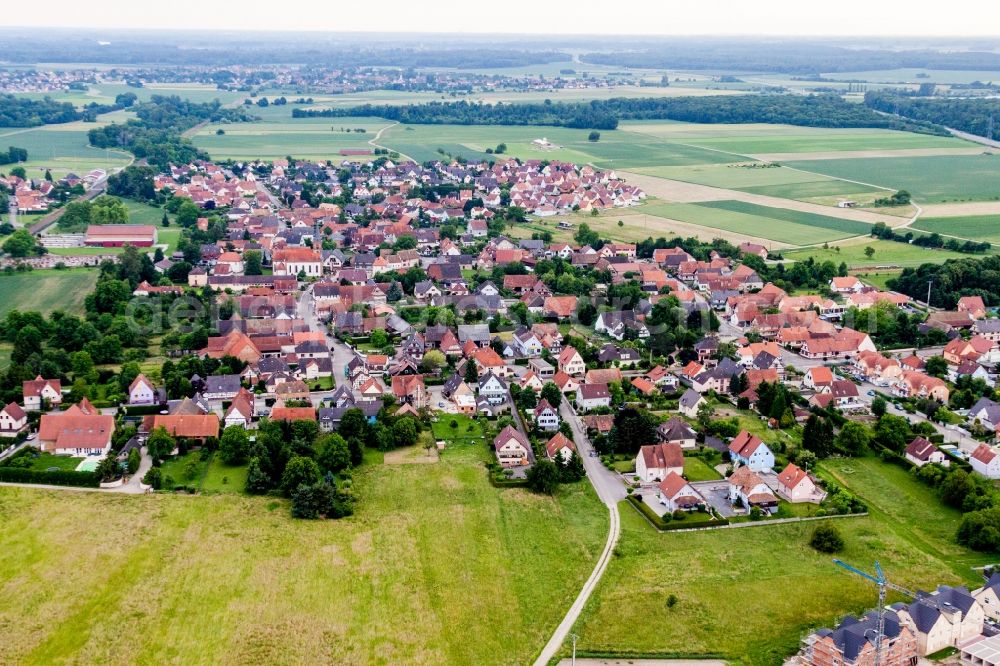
0;124;131;181
377;123;733;168
0;445;606;665
0;270;97;317
639;200;872;245
192;114;391;160
786;154;1000;203
783;238;980;268
911;214;1000;244
622;121;966;154
631;162;884;202
572;506;973;665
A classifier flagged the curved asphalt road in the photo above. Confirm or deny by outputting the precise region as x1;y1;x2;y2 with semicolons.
533;402;625;666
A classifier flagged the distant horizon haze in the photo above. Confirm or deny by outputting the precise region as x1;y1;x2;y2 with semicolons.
2;0;1000;38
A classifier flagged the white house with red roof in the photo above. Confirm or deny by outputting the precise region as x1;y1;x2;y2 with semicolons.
635;442;684;483
971;443;1000;479
0;402;27;437
728;430;774;472
776;463;823;502
545;432;575;461
533;399;560;432
657;472;705;512
22;376;62;410
558;346;586;376
128;374;158;406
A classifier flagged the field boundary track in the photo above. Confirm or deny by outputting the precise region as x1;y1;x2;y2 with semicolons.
620;170;900;225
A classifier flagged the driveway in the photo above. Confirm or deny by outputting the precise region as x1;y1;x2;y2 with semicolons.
690;480;740;518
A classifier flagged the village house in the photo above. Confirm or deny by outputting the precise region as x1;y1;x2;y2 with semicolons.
775;463;822;502
905;436;949;467
657;472;705;512
894;585;984;656
38;400;114;456
128;374;160;406
728;430;774;472
0;402;28;437
657;417;697;450
493;425;533;468
575;383;611;412
533;399;560;431
971;443;1000;479
545;432;575;461
558;346;586;376
727;465;778;513
635;442;684;483
22;376;61;410
477;371;509;406
677;388;706;419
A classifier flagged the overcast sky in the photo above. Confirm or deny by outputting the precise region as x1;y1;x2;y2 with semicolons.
3;0;999;37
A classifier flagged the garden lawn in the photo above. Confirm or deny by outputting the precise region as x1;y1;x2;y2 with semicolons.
572;506;971;665
201;456;249;494
683;457;722;482
157;451;209;490
0;269;97;317
785;154;1000;204
911;214;1000;244
431;413;487;446
0;444;606;665
24;453;84;472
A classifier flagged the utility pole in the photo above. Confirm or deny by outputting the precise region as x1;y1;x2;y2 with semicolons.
570;633;578;666
926;280;933;309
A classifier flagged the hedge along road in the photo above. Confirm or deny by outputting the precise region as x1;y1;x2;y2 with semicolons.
534;402;625;666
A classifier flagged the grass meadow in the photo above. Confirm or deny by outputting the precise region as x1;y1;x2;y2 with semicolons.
0;270;97;317
911;214;1000;244
0;445;607;665
574;455;988;664
783;238;979;268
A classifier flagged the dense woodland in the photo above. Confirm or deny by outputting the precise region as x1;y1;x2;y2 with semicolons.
88;95;254;169
308;95;947;132
0;94;81;127
888;255;1000;309
865;91;1000;139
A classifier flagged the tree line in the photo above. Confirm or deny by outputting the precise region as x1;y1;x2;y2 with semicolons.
865;91;1000;139
88;95;255;170
888;255;1000;309
302;94;947;132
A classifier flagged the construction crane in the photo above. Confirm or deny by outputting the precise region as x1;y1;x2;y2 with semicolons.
833;560;920;666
